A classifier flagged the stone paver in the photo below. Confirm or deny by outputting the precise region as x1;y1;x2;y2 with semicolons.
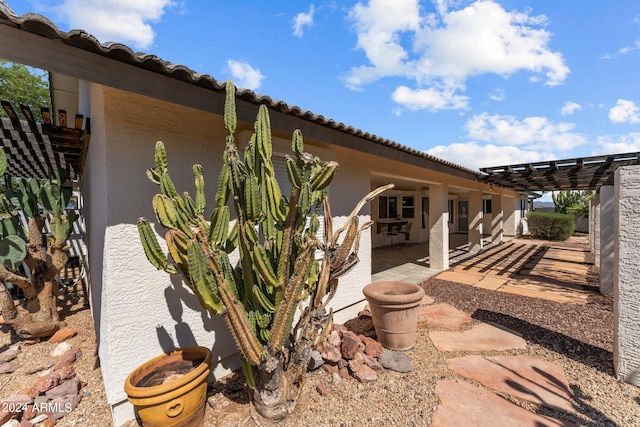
429;323;527;352
430;380;578;427
418;303;472;330
446;355;574;412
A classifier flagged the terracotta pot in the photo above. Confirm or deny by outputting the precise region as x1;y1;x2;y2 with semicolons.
124;346;212;427
363;281;425;351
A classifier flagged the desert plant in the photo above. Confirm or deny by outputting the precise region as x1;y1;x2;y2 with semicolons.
137;80;392;420
526;211;575;240
552;190;593;218
0;148;77;338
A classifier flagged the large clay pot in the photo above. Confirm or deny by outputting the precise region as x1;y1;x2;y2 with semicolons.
124;346;212;427
363;281;425;351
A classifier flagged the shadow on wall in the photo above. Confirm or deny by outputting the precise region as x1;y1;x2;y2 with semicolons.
155;275;237;373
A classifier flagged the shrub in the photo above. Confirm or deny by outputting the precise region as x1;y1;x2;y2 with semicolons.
526;211;575;241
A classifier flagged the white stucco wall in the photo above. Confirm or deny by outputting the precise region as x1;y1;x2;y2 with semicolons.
84;86;374;425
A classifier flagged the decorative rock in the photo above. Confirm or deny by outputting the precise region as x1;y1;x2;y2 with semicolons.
331;372;341;383
2;419;20;427
17;388;37;399
55;365;75;380
49;394;81;420
0;361;20;374
320;343;342;363
338;367;350;380
42;420;56;427
33;372;61;393
340;331;364;360
327;330;341;347
28;414;49;425
362;354;384;372
53;348;79;371
316;382;329;396
48;327;77;343
352;365;377;382
322;363;338;374
25;364;52;376
348;352;365;373
307;351;324;371
0;346;20;363
45;378;80;400
361;336;384;358
378;351;413;373
51;342;72;358
2;394;33;406
0;410;14;426
337;359;348;370
420;295;435;306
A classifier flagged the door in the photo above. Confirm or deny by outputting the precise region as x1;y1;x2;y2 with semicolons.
458;200;469;232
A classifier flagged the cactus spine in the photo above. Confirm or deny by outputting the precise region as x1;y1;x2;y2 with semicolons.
138;80;393;420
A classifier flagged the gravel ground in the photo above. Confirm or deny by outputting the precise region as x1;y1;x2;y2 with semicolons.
3;236;640;426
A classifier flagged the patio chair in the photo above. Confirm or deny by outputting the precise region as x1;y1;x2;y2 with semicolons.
382;225;400;248
399;222;412;245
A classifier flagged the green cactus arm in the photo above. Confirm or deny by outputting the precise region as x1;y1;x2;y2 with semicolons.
154;141;168;172
40;182;63;216
193;164;206;214
291;129;304;158
224;80;237;136
137;218;168;271
0;235;27;270
186;240;224;315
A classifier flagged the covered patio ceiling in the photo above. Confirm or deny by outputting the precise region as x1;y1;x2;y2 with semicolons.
0;101;90;180
479;152;640;194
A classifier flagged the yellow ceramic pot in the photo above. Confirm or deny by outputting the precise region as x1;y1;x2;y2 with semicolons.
124;346;212;427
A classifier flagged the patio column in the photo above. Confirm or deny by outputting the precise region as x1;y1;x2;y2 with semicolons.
468;190;483;254
593;193;601;268
589;198;595;252
613;165;640;386
429;183;449;271
600;185;614;295
503;196;517;238
491;194;503;244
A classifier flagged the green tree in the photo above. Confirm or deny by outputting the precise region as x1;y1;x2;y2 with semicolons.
552;190;594;218
0;60;50;121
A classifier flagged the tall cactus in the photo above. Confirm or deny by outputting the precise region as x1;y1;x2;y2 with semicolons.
0;147;79;337
138;80;393;420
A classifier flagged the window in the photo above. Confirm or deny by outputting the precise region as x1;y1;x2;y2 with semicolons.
379;196;398;219
483;199;492;214
421;197;429;229
402;196;414;219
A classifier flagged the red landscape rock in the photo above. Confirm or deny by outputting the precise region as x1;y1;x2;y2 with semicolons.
34;372;61;393
320;343;342;363
53;348;80;371
48;327;77;343
340;331;364;360
316;382;329;396
352;365;377;382
361;336;384;358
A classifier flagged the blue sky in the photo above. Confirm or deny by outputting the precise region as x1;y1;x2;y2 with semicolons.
6;0;640;173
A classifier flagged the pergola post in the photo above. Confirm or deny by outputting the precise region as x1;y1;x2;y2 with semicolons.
600;185;614;295
468;190;483;254
503;196;517;238
613;166;640;386
491;194;503;244
429;183;449;271
593;193;601;268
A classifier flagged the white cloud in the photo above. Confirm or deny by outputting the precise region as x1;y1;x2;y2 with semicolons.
227;60;265;91
592;133;640;155
488;88;505;102
465;113;586;151
560;101;581;116
345;0;569;111
427;141;553;170
48;0;177;50
293;5;315;37
392;84;469;110
609;99;640;124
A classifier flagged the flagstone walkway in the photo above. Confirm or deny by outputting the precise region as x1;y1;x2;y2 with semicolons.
435;239;597;304
418;298;579;426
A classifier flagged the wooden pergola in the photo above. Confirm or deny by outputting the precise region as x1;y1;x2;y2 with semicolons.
0;101;90;180
479;152;640;194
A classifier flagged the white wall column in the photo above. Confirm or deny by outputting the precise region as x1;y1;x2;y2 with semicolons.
468;190;483;254
614;166;640;386
503;196;517;238
429;183;449;271
600;186;614;295
593;193;601;268
491;194;503;244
